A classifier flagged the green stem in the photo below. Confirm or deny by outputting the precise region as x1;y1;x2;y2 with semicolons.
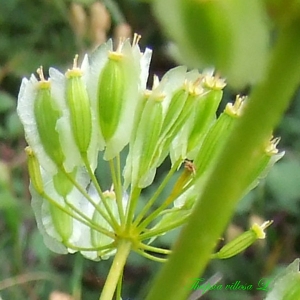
99;239;131;300
61;165;117;230
71;254;83;300
116;155;125;222
146;21;300;300
133;159;181;227
133;249;167;263
125;187;142;230
139;213;189;241
116;271;123;300
139;243;172;255
109;157;125;225
42;193;114;238
82;155;120;230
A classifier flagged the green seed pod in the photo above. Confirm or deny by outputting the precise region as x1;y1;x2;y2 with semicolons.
242;137;284;194
49;203;73;242
193;96;245;176
132;92;165;188
97;52;125;141
25;147;44;194
34;69;65;166
213;221;272;259
161;88;188;138
65;55;92;155
167;78;207;164
187;87;223;158
53;168;77;198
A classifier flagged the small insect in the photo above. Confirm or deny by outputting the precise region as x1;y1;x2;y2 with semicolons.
184;159;196;175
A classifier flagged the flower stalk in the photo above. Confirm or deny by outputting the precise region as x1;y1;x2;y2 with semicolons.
99;239;131;300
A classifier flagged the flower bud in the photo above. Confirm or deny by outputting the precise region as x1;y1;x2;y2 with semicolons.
213;221;272;259
65;56;92;155
34;68;65;167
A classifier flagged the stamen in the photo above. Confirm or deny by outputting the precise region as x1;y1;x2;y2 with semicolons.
73;54;79;69
37;66;45;81
132;33;141;46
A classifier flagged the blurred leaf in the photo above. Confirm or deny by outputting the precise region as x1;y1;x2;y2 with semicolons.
30;229;53;266
0;92;15;113
0;161;10;187
266;157;300;213
0;190;17;210
6;111;23;139
153;0;269;88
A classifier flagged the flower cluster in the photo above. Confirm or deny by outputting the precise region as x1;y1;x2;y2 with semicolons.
17;35;283;261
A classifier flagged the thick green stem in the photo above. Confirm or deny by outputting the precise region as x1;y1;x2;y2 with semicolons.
99;239;131;300
146;22;300;300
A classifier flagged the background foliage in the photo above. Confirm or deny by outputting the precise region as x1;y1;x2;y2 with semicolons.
0;0;300;299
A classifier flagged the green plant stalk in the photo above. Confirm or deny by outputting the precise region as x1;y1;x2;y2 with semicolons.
99;239;131;300
82;155;120;229
116;271;123;300
109;157;125;225
146;21;300;300
71;254;83;300
133;159;181;227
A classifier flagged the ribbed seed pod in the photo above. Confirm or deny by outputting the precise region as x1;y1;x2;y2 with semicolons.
49;203;73;243
187;88;223;157
170;83;202;136
65;57;92;155
213;221;272;259
25;147;44;194
97;53;125;141
242;137;283;193
161;88;188;137
34;73;65;166
132;94;164;188
167;80;206;164
154;88;188;165
193;96;245;175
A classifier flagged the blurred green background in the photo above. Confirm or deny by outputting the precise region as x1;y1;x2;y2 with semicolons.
1;0;300;299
